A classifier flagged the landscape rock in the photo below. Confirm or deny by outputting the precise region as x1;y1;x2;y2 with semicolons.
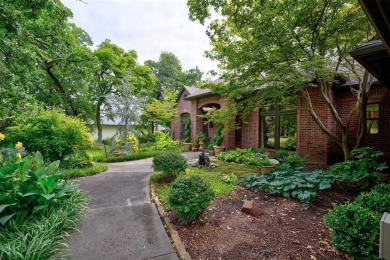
241;200;261;217
270;159;279;166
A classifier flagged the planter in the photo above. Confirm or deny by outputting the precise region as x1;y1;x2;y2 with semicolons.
192;147;199;152
209;149;215;156
260;165;274;174
213;145;225;156
183;142;192;152
198;138;204;150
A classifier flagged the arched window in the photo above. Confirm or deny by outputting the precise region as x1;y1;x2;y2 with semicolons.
180;113;190;139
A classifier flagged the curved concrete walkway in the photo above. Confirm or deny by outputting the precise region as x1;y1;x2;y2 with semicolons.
67;152;200;260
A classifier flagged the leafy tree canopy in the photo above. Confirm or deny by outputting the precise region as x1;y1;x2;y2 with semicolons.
145;51;202;101
187;0;374;112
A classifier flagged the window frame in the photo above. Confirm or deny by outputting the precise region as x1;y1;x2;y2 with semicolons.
260;103;297;150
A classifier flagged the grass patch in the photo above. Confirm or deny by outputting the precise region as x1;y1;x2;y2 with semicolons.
91;150;167;163
153;160;257;208
0;189;88;259
63;163;108;179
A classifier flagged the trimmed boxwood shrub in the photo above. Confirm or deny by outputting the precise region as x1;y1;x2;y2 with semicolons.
152;153;187;183
324;183;390;259
168;176;214;224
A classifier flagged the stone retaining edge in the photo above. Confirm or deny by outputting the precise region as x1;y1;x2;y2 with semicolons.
150;185;192;260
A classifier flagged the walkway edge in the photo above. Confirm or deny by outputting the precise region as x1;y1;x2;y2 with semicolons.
150;185;192;260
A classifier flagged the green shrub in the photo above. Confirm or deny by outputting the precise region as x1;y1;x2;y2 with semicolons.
324;203;381;259
327;147;387;189
184;120;191;143
278;153;306;169
60;151;93;169
0;151;78;225
115;134;139;154
240;165;334;208
211;124;224;146
152;153;187;182
168;176;214;224
5;109;92;162
218;148;266;165
153;131;180;150
273;150;293;161
324;183;390;259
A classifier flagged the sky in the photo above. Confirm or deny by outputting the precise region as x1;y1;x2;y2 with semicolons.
62;0;219;77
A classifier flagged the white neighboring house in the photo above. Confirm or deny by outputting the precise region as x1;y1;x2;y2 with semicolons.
91;118;124;140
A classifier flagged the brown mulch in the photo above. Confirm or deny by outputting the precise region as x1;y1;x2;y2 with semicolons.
168;186;355;260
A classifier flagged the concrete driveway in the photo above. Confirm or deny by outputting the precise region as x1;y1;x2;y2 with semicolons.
67;152;200;260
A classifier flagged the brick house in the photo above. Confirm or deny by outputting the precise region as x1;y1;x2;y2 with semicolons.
172;0;390;165
172;81;390;166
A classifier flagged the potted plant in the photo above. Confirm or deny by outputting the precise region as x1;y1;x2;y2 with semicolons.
212;125;225;156
191;142;199;152
183;119;192;151
196;132;206;150
207;143;215;156
259;155;274;174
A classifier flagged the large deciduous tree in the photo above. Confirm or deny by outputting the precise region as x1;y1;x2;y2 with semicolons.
0;0;95;129
187;0;375;160
144;51;202;131
93;40;155;145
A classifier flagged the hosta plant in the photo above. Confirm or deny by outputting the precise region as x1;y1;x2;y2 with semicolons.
240;164;334;208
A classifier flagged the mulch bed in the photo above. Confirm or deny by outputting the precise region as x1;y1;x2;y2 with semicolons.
168;186;355;260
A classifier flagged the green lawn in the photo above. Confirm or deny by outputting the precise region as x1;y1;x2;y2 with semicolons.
153;160;257;208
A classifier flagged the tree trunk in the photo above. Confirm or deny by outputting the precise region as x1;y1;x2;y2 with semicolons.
45;63;78;116
96;101;103;146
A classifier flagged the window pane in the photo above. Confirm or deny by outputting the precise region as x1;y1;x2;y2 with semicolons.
280;115;297;151
264;116;275;148
367;104;379;119
180;113;190;139
367;119;379;134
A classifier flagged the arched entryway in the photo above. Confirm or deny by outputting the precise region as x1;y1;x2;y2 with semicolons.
198;103;221;143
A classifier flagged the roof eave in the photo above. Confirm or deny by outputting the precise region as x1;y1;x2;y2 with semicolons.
359;0;390;53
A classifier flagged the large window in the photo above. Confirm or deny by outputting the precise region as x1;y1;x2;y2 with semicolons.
366;104;379;134
260;98;297;150
180;113;190;139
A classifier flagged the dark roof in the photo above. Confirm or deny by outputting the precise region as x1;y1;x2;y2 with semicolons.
184;87;213;100
359;0;390;52
350;0;390;87
350;39;390;87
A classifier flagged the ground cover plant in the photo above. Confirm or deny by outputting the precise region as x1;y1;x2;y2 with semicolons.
241;164;334;208
217;147;267;166
0;138;87;258
0;189;88;259
327;147;387;189
324;183;390;259
63;163;108;179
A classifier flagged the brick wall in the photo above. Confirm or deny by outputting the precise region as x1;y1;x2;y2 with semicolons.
298;84;390;165
241;109;260;148
297;87;331;165
171;89;192;141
